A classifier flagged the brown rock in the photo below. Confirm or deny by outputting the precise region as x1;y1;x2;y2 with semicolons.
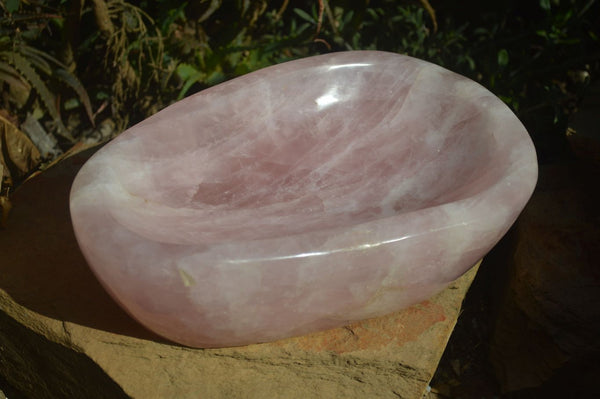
0;146;479;399
490;162;600;393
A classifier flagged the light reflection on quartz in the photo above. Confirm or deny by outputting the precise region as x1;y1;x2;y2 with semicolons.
226;236;408;264
328;63;372;70
315;87;340;109
316;62;372;108
226;222;470;264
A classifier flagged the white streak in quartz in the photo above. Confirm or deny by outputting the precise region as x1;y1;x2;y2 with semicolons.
70;51;538;348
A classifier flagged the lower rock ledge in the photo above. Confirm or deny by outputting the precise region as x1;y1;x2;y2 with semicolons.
0;265;477;399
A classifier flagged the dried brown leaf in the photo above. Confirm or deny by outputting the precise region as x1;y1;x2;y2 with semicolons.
0;114;42;187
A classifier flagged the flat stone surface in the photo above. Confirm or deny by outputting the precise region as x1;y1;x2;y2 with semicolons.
0;146;479;398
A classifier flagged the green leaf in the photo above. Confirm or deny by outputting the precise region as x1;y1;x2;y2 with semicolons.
293;8;315;24
539;0;551;10
463;55;476;70
176;63;204;100
161;2;187;35
206;70;225;86
175;63;200;80
497;48;509;67
18;46;62;68
6;0;19;13
96;91;110;100
340;10;354;31
19;46;52;75
64;98;80;111
0;61;25;85
366;8;380;20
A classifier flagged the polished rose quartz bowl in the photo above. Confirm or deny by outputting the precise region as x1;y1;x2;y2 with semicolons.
70;51;537;348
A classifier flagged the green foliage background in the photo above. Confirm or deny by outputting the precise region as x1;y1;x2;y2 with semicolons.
1;0;599;163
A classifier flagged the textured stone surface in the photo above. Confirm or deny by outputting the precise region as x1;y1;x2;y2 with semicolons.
1;147;479;398
70;51;537;347
490;80;600;395
490;162;600;393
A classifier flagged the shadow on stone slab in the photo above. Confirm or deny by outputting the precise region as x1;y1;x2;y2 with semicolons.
0;145;166;343
0;310;130;399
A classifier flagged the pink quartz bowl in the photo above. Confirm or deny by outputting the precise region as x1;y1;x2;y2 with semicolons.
70;51;538;348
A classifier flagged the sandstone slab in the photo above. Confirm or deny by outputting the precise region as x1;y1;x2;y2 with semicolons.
1;146;479;398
